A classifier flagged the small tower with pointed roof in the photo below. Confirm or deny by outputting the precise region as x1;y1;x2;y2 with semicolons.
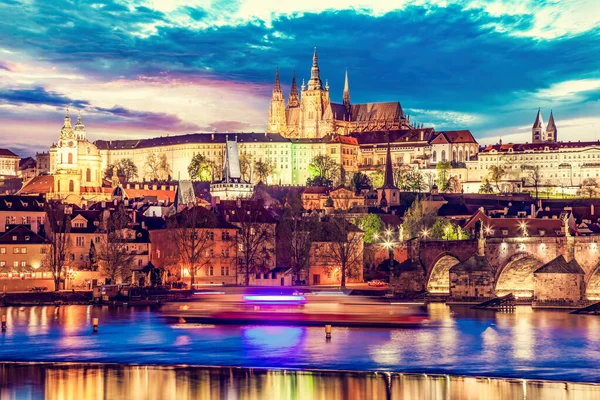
377;139;400;208
546;110;557;142
532;108;546;143
267;67;287;134
74;109;86;140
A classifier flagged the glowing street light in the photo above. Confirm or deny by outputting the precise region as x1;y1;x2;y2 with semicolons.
484;225;492;237
385;229;392;237
421;229;429;241
519;221;528;237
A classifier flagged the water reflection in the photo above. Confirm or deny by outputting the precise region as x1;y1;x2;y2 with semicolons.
0;363;598;400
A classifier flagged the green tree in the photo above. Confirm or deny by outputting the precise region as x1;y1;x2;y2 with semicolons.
370;169;384;189
430;219;470;240
254;160;274;183
308;154;338;181
350;172;372;193
358;214;384;243
405;170;427;192
104;159;138;182
436;161;452;191
188;153;212;181
401;197;438;239
479;179;494;194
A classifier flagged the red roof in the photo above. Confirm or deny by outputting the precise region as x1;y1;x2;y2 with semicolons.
18;175;54;195
432;130;477;144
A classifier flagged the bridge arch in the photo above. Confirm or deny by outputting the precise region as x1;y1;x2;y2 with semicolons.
427;253;460;294
585;262;600;300
495;252;544;298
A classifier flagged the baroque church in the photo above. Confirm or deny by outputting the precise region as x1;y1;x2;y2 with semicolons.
268;48;412;138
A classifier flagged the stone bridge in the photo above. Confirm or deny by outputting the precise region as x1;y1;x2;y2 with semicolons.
406;236;600;300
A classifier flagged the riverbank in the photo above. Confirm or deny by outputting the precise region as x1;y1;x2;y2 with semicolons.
1;362;598;400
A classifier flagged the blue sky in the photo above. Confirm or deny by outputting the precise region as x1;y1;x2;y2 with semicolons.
0;0;599;155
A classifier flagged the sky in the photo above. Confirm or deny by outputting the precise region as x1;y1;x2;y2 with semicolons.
0;0;599;156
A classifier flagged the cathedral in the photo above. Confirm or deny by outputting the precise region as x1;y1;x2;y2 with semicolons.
268;49;412;138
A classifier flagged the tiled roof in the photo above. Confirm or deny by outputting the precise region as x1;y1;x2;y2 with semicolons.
432;130;477;144
351;128;434;145
0;149;19;158
0;225;46;244
95;132;289;150
481;141;600;153
18;176;54;195
535;255;584;274
0;195;45;211
349;102;405;121
302;186;331;195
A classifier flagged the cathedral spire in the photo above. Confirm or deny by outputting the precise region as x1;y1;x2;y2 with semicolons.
343;69;350;110
287;70;299;108
308;47;322;90
532;107;544;129
532;107;545;143
273;67;282;94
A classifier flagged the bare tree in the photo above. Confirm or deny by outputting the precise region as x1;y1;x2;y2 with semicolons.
145;153;161;181
44;201;73;291
167;205;223;287
278;193;317;283
227;200;275;286
523;165;542;199
94;206;134;284
579;178;599;198
488;165;506;192
322;212;364;288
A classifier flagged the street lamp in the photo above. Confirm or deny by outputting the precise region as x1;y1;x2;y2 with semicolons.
519;220;528;237
421;229;429;242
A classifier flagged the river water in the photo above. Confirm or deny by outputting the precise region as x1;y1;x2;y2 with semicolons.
0;304;598;398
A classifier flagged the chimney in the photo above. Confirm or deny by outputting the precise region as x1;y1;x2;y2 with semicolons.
592;204;595;216
141;220;146;230
420;130;424;141
531;203;536;217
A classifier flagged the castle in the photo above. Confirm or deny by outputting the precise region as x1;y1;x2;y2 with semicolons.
268;48;412;138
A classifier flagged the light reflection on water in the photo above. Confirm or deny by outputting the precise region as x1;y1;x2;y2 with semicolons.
0;363;599;400
0;304;600;384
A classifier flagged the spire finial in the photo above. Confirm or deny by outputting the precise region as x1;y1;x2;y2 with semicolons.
343;69;350;109
308;47;322;90
273;67;281;92
66;105;70;117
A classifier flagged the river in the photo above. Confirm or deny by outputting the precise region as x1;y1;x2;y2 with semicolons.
0;303;599;398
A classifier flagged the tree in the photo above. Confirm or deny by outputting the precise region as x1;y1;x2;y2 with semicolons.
94;206;135;284
479;179;494;194
579;178;599;198
228;201;275;286
103;159;138;182
145;153;171;181
44;202;73;291
436;161;452;191
430;219;470;240
523;165;542;199
322;211;364;288
278;194;318;283
306;176;333;187
401;197;438;239
358;214;384;243
188;153;212;181
370;169;384;189
167;204;222;287
254;160;274;183
350;172;372;194
488;165;505;192
446;175;461;193
308;154;338;181
239;153;252;182
405;170;427;192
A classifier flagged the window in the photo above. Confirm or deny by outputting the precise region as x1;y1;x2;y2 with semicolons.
76;237;84;247
208;232;214;240
221;266;225;275
21;261;26;267
0;248;5;254
68;153;73;164
221;231;230;241
441;150;446;161
21;247;26;254
0;261;4;267
13;261;18;268
13;248;19;254
86;168;91;182
69;180;74;192
432;151;437;162
209;266;214;276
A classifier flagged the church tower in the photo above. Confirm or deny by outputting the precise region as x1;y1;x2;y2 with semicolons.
377;140;400;208
54;107;80;198
532;108;545;143
546;110;557;142
300;48;330;138
287;71;300;108
343;69;351;112
267;68;286;134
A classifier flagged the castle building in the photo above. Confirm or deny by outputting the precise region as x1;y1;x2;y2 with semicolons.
268;49;411;139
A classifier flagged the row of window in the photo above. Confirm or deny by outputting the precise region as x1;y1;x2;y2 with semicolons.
205;266;230;276
0;261;28;267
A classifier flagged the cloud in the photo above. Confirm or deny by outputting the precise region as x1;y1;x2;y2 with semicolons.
93;105;201;132
0;87;90;108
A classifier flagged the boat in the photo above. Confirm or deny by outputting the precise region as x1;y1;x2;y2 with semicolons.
161;290;428;327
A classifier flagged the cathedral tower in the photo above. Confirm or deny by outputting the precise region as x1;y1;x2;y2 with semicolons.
267;68;286;133
287;71;300;108
546;110;557;142
532;108;545;143
300;48;331;138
